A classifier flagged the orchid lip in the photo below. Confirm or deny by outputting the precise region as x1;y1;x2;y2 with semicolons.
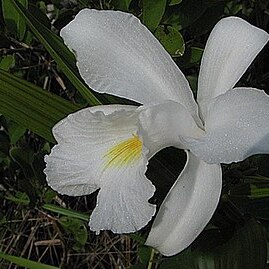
103;134;143;169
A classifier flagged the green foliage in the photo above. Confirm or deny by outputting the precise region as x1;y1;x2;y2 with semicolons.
10;147;35;179
5;191;30;206
112;0;133;11
0;252;59;269
159;248;195;269
7;121;26;144
11;0;102;105
169;0;182;6
0;69;81;142
178;47;204;68
0;55;15;71
155;25;185;56
160;219;267;269
163;0;207;30
143;0;167;32
2;0;28;40
59;217;88;250
138;245;152;264
230;179;269;199
43;204;90;222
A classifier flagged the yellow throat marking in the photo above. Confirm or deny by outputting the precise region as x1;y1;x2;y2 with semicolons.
104;135;143;168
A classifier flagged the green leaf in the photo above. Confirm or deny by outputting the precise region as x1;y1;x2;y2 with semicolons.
2;0;28;40
186;75;198;95
143;0;167;32
0;252;59;269
9;147;35;179
11;0;102;106
43;189;57;203
5;191;30;205
59;217;88;249
128;233;146;244
7;121;26;144
0;55;15;71
225;1;243;15
28;3;51;29
112;0;132;11
163;0;207;30
163;218;267;269
154;26;185;56
230;181;269;199
160;248;195;269
0;69;81;142
193;219;267;269
169;0;182;5
138;245;151;264
250;182;269;198
178;47;204;68
43;204;90;222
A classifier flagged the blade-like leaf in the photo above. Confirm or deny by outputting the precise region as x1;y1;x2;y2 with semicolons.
0;69;81;142
230;181;269;199
160;218;267;269
193;219;267;269
143;0;167;32
43;204;90;222
0;252;59;269
11;0;102;106
2;0;28;40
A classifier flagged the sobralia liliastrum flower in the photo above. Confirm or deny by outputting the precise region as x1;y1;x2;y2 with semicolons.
44;9;269;256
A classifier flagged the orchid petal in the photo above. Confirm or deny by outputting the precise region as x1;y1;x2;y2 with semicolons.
44;105;156;233
197;17;269;120
90;156;156;234
138;101;204;155
186;88;269;164
60;9;200;124
145;152;222;256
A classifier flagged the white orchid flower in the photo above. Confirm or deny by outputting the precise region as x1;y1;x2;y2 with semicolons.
44;9;269;256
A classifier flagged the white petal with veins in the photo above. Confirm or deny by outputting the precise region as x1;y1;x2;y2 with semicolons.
197;16;269;120
146;152;222;256
60;9;201;125
90;155;156;234
45;105;156;233
186;88;269;164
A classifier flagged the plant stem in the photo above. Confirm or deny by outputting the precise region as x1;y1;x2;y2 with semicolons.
147;248;156;269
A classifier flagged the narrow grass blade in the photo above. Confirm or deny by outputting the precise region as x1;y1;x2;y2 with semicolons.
43;204;90;222
12;0;102;105
0;252;59;269
0;69;81;142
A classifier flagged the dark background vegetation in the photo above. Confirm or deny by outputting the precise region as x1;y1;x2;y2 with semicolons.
0;0;269;268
